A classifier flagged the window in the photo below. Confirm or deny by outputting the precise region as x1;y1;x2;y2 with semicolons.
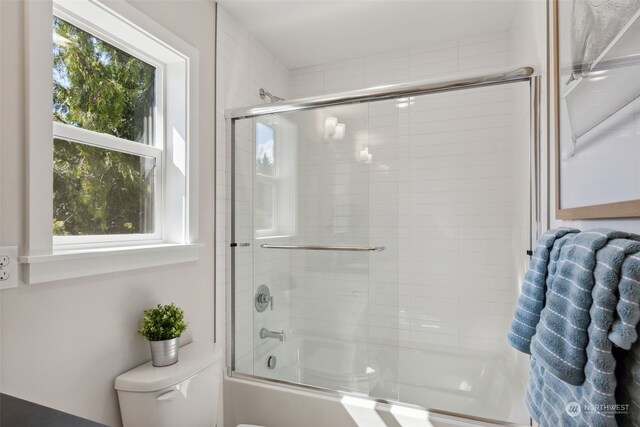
255;122;277;234
52;17;161;242
22;0;200;283
254;117;297;238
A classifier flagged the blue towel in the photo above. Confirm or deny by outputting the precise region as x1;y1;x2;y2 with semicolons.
508;227;579;354
616;334;640;427
531;229;640;385
610;252;640;350
608;252;640;427
525;239;640;427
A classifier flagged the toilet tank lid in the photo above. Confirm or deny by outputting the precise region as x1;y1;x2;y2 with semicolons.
114;342;221;393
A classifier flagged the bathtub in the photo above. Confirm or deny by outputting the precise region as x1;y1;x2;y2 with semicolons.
225;335;530;427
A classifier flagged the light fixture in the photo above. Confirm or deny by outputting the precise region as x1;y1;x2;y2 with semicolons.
325;116;345;141
359;147;372;164
324;117;337;139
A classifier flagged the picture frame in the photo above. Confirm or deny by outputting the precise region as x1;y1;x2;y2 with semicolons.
552;0;640;219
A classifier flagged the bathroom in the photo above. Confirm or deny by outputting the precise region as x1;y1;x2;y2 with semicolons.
1;0;640;426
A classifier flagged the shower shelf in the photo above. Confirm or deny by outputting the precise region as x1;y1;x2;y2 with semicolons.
260;244;385;252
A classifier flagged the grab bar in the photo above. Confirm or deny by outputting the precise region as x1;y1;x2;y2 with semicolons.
260;244;385;252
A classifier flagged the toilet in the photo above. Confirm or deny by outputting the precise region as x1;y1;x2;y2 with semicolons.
115;342;222;427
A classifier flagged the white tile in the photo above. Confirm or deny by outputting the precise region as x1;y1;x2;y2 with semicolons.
410;60;458;80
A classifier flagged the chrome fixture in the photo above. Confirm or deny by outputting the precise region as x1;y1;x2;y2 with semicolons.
229;67;535;119
267;355;277;369
255;284;273;313
260;244;385;252
259;88;284;103
260;328;285;342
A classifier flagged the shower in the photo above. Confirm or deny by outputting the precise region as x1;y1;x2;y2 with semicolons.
227;67;540;426
259;88;285;103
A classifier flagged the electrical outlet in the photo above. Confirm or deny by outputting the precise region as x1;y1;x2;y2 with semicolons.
0;246;18;289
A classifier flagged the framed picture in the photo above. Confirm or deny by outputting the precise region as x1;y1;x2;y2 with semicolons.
553;0;640;219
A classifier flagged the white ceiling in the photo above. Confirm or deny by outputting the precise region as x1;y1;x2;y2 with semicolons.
218;0;519;69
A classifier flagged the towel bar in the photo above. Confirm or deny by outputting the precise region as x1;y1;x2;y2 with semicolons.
260;244;385;252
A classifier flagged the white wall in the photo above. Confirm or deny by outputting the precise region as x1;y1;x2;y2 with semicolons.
215;7;291;376
290;32;513;98
0;1;217;426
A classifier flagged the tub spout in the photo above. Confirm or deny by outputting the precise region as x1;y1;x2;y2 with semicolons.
260;328;285;342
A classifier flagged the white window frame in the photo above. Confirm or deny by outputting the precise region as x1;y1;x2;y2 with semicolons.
21;0;201;283
52;7;165;247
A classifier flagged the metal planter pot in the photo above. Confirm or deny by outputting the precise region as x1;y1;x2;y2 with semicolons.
149;337;179;367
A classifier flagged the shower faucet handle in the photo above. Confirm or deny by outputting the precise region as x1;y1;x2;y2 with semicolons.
257;293;273;310
255;284;273;312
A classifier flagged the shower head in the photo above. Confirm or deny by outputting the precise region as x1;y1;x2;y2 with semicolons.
259;88;284;103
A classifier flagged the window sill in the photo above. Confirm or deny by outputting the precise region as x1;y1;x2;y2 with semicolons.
20;243;203;284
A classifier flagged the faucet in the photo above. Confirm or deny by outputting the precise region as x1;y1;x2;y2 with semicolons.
260;328;285;342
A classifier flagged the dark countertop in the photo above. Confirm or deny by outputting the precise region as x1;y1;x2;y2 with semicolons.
0;393;108;427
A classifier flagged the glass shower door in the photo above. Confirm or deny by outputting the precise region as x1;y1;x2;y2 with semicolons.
231;75;533;425
232;100;401;399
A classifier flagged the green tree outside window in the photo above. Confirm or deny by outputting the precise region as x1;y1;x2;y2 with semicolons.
53;17;156;236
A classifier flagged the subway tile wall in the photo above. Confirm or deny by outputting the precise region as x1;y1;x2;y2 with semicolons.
289;32;512;98
288;103;375;371
287;31;531;357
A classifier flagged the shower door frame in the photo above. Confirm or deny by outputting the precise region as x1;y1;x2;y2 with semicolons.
226;66;542;427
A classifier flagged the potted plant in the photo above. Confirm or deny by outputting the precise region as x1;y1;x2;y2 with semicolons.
138;303;187;367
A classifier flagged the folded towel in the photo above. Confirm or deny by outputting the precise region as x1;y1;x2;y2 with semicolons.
610;252;640;349
508;227;579;353
527;357;617;427
531;229;640;385
526;239;640;427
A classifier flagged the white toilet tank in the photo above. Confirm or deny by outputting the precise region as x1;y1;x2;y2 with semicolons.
115;342;221;427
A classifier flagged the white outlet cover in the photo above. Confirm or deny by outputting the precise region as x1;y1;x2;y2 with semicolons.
0;246;19;289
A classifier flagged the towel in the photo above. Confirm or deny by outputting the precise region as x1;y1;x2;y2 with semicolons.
526;239;640;427
616;338;640;427
508;227;579;354
610;252;640;349
530;229;640;385
611;253;640;427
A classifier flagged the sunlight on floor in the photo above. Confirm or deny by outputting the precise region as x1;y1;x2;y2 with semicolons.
341;396;435;427
341;396;387;427
390;404;434;427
